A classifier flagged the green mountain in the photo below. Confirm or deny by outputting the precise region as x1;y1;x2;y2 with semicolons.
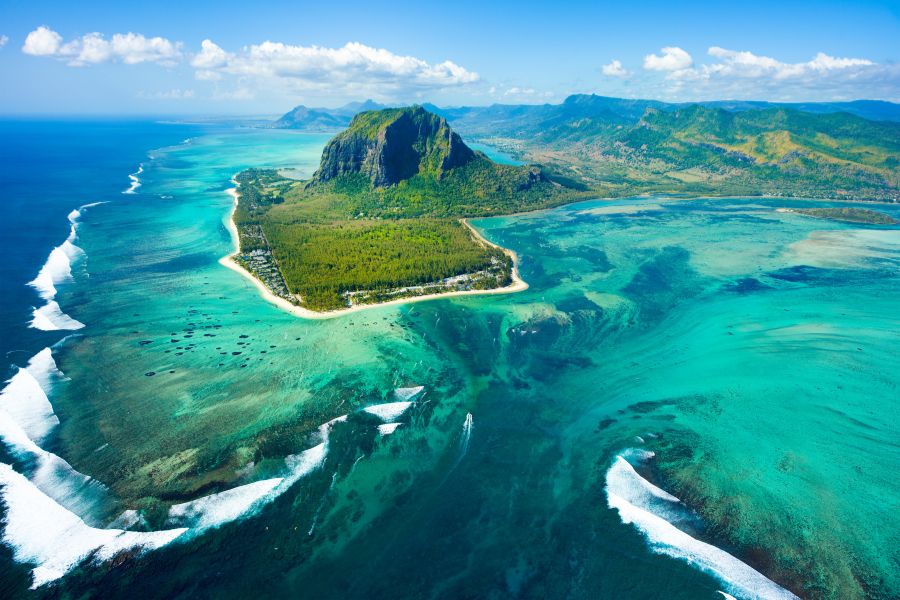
606;105;900;200
313;106;476;186
300;106;581;218
233;106;583;311
269;105;347;131
438;98;900;201
270;99;389;130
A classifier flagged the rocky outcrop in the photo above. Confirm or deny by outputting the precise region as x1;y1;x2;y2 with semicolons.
313;106;475;187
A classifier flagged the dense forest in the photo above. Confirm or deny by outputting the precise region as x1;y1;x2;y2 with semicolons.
233;168;519;311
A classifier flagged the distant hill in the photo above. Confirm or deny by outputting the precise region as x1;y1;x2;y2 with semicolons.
270;99;389;130
269;105;348;131
611;105;900;200
440;95;900;138
441;97;900;201
270;95;900;135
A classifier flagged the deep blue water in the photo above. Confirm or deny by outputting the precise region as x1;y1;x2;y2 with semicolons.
0;120;204;379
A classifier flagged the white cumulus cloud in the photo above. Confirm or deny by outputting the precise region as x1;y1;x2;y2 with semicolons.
645;46;897;101
601;59;629;77
0;35;9;49
643;46;693;71
704;46;874;79
22;26;181;66
22;26;62;56
192;39;479;97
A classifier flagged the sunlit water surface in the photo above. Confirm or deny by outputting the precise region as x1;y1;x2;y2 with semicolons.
1;123;898;599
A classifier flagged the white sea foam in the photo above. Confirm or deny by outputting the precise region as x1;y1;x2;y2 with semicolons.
364;401;413;422
319;414;347;435
0;349;61;444
0;348;115;522
0;463;186;588
30;301;85;331
167;442;328;532
605;451;799;600
0;358;329;583
108;509;146;530
123;165;143;194
0;410;114;523
393;385;425;401
377;423;402;436
27;205;93;330
28;241;83;302
282;442;327;487
167;478;283;530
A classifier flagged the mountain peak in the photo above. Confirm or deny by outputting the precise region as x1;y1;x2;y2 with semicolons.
313;106;475;187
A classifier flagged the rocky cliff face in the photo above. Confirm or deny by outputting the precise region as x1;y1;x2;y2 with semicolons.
313;106;475;187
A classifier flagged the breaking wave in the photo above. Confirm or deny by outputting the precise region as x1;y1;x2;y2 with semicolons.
27;204;98;331
0;463;186;589
30;301;84;331
167;478;283;531
0;348;116;523
123;165;143;194
0;348;61;444
605;449;799;600
0;347;332;586
394;385;425;401
377;423;402;436
167;441;329;533
364;401;413;422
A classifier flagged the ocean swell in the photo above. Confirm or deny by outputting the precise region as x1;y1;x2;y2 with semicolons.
605;449;799;600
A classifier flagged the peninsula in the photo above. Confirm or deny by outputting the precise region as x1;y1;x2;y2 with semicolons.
224;106;583;315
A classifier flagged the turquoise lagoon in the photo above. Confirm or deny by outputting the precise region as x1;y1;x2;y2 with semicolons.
0;125;898;599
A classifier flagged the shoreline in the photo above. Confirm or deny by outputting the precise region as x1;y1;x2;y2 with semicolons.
219;184;529;320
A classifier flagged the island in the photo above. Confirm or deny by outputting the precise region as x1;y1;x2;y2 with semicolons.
223;106;585;315
786;206;899;225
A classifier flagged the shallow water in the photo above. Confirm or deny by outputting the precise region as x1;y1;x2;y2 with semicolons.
1;123;898;599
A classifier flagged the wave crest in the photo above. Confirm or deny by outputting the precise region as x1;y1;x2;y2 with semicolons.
605;449;799;600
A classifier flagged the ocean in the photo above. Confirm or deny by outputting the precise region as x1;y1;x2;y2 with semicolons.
0;120;897;599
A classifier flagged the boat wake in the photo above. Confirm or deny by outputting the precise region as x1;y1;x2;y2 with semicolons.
605;449;799;600
459;412;473;458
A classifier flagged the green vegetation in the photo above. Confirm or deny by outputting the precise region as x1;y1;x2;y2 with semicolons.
233;107;580;312
791;207;899;225
265;216;510;310
443;96;900;202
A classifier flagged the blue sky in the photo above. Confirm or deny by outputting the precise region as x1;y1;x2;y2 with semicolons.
1;0;898;114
